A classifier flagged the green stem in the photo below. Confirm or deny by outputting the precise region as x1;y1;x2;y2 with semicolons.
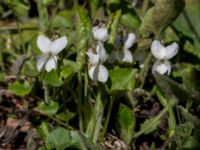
142;0;149;16
139;53;152;88
0;25;37;33
43;81;49;104
16;21;26;54
78;72;84;131
100;99;113;141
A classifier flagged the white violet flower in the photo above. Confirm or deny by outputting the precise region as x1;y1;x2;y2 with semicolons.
110;33;136;63
87;43;108;83
36;35;68;72
92;26;109;42
151;40;179;75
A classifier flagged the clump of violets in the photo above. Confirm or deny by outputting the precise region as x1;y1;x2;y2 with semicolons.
36;35;68;72
151;40;179;75
110;33;136;63
87;23;109;83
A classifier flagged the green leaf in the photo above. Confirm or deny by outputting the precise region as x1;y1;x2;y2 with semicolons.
86;92;104;143
173;63;200;91
176;123;194;138
9;80;31;96
107;10;121;46
38;146;47;150
75;7;92;71
36;101;59;115
37;122;50;140
4;0;30;18
52;10;73;29
70;131;103;150
139;0;185;37
107;0;140;29
121;12;140;29
21;59;38;77
61;65;75;79
46;127;70;150
116;104;136;144
134;106;168;138
70;131;88;150
109;68;137;91
178;106;200;127
183;136;200;149
55;110;76;123
154;72;190;102
44;70;63;87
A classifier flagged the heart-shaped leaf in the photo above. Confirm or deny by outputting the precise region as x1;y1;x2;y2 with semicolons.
109;68;137;91
36;101;59;115
9;80;32;96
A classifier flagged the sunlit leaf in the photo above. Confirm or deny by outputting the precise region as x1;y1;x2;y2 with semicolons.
55;110;76;123
109;68;137;91
44;70;63;87
9;80;31;96
120;9;140;29
61;65;75;79
36;101;59;115
52;10;73;29
107;10;121;46
37;122;50;140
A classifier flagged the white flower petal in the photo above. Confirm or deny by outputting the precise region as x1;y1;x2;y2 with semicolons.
86;49;99;65
151;40;166;59
37;55;48;72
116;49;133;63
45;56;57;72
37;35;51;53
122;49;133;63
152;60;171;75
164;42;179;60
93;26;109;42
88;65;98;81
96;42;107;63
50;36;68;55
124;33;136;49
98;65;108;83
